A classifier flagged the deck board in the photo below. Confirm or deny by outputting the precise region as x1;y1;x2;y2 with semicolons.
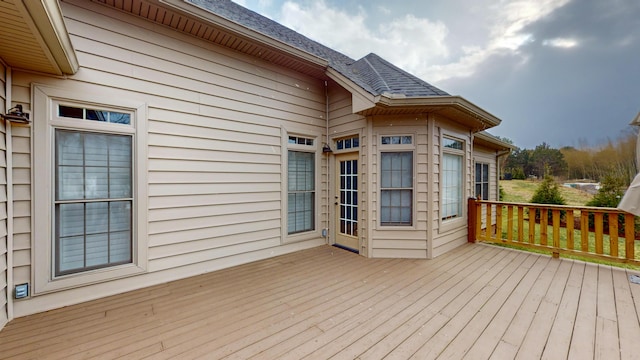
0;244;639;359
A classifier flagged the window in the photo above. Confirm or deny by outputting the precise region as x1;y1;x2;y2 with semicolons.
380;152;413;225
442;137;464;220
33;85;147;294
475;163;490;200
336;135;359;150
55;130;132;275
379;134;414;226
287;136;315;234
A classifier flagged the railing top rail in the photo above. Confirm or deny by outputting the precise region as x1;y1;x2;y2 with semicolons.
474;199;632;214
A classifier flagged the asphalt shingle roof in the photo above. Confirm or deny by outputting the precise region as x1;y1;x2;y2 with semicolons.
187;0;450;97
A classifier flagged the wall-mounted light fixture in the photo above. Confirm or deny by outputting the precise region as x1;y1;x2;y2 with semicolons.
1;104;30;124
322;143;332;153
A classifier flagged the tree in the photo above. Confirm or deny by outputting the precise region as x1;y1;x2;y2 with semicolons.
530;142;567;178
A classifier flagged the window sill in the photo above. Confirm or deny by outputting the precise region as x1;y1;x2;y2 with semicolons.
439;216;466;234
34;263;146;295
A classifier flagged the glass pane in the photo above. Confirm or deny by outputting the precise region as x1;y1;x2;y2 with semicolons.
345;138;351;149
109;167;132;198
58;105;83;119
85;234;108;267
58;203;84;237
353;137;359;148
58;236;84;272
337;140;344;150
57;166;84;200
85;202;108;234
402;136;412;144
391;136;401;144
86;110;109;122
109;136;132;168
57;131;83;166
443;138;463;150
476;163;482;183
381;136;390;145
109;112;131;125
85;167;109;199
110;201;131;233
482;164;489;182
110;231;131;262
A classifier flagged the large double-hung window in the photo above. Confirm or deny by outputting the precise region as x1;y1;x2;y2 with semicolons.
33;86;147;294
55;126;132;275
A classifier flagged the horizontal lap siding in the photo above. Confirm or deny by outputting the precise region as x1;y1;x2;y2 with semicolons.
0;62;7;330
63;3;327;272
11;0;329;317
370;117;428;258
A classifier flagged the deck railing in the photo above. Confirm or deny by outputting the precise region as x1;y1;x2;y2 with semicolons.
468;198;639;266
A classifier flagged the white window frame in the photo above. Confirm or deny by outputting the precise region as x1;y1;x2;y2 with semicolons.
378;134;415;228
282;128;320;243
440;134;466;232
475;162;490;200
32;84;148;295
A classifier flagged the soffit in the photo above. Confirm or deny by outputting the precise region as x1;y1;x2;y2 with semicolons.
0;0;78;75
94;0;328;79
0;0;59;74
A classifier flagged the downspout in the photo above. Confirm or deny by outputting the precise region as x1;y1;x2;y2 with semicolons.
325;80;330;244
4;65;14;322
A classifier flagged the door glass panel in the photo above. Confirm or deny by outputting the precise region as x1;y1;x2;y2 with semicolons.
339;159;358;237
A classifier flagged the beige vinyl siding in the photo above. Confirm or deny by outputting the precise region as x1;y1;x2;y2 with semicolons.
370;115;428;259
432;118;472;258
12;0;328;317
0;61;7;329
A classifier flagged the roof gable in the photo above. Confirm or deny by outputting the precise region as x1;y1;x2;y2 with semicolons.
186;0;447;98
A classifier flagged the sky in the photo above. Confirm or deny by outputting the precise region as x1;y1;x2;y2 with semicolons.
232;0;640;150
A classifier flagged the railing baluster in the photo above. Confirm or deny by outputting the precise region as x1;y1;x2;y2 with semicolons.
552;210;560;258
594;212;604;255
496;205;503;242
540;208;548;246
566;211;574;250
609;213;618;258
625;213;635;260
518;206;524;243
581;211;589;252
507;205;514;242
529;206;536;244
486;203;493;240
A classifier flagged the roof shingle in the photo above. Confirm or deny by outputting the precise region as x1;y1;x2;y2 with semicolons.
186;0;449;97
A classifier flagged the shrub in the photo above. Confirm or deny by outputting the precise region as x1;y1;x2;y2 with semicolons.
586;175;625;233
530;174;566;221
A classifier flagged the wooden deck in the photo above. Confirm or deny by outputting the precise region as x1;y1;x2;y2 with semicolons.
1;243;640;359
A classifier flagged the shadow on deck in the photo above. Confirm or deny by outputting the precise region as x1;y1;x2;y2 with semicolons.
1;243;640;359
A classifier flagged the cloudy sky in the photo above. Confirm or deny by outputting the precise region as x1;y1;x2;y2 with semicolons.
233;0;640;149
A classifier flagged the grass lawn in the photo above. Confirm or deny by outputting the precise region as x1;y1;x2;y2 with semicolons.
501;179;594;206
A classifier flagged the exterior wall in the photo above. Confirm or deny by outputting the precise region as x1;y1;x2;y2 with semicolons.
0;60;7;330
369;115;429;259
431;116;473;258
12;1;328;317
